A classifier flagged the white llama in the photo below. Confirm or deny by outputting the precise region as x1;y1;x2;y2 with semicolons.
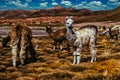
66;17;98;64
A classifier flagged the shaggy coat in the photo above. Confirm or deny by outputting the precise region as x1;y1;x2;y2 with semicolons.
46;26;70;50
2;35;10;47
5;23;37;67
66;17;97;64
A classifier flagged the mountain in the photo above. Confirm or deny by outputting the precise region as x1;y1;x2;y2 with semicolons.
0;6;120;23
76;6;120;23
0;6;93;19
48;5;65;10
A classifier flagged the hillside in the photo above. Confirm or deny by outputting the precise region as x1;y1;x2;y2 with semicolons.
0;6;93;19
76;6;120;23
0;6;120;24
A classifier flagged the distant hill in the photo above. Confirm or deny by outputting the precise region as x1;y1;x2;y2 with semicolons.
0;6;120;23
0;6;93;19
75;6;120;23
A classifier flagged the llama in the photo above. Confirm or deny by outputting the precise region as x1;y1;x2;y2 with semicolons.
2;35;10;47
66;17;98;64
110;25;120;41
5;23;37;67
46;26;70;51
100;25;120;41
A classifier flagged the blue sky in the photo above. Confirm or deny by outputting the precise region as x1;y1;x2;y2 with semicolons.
0;0;120;11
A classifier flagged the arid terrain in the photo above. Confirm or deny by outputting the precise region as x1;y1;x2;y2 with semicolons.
0;5;120;80
0;22;120;80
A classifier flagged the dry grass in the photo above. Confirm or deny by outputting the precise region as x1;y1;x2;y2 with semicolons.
1;32;120;80
39;71;74;80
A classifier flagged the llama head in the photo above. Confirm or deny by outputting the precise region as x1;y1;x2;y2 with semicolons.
46;26;53;34
65;16;73;28
2;36;10;47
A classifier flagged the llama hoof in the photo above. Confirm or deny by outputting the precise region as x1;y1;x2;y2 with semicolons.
13;63;16;67
72;63;75;65
91;61;93;63
20;60;26;65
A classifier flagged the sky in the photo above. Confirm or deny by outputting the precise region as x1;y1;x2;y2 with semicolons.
0;0;120;11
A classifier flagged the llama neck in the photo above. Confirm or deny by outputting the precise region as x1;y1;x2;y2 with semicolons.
100;28;109;35
66;26;76;43
48;32;55;39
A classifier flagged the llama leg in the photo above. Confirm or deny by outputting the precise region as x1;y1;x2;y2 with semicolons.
53;46;56;50
11;45;18;67
53;41;57;50
90;45;97;62
67;42;70;52
73;47;81;64
66;38;71;53
20;46;26;65
60;45;63;50
73;52;77;64
28;44;37;61
76;47;81;64
59;40;63;50
76;55;80;64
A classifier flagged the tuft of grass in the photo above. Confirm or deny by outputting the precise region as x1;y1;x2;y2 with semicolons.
0;73;6;80
39;71;74;80
73;73;105;80
6;67;17;72
25;67;53;74
91;59;120;77
16;76;35;80
61;65;87;72
98;52;120;62
4;71;23;80
25;62;47;68
0;65;6;72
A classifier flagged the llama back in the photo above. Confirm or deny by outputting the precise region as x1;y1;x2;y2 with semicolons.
51;28;67;40
79;25;98;35
10;24;22;47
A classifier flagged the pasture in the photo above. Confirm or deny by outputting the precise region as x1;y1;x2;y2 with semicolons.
0;22;120;80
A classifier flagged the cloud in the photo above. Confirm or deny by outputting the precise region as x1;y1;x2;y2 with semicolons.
89;1;102;6
9;0;28;8
61;0;72;6
107;0;120;8
39;2;48;8
72;1;104;11
72;2;86;9
26;0;32;2
52;2;58;6
108;0;119;2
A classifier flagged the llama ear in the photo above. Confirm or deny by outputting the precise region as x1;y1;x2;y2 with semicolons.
70;16;73;19
65;16;69;21
10;23;16;26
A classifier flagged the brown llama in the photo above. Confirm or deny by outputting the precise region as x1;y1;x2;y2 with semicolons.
5;23;37;67
46;26;70;51
2;35;10;47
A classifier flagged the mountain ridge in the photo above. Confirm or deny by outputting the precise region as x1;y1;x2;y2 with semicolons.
0;6;120;23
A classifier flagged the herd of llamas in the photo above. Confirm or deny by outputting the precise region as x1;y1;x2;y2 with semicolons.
1;17;120;67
